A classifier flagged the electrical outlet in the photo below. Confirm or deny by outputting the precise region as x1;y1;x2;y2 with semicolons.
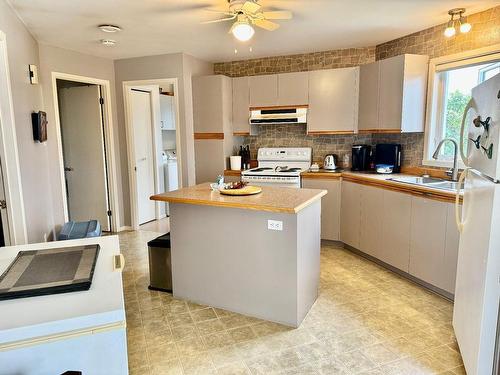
268;220;283;231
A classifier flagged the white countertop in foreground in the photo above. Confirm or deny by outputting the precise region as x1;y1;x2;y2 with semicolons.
0;236;124;346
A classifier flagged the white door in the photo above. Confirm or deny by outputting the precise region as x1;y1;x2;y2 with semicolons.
130;90;156;225
453;169;500;375
0;158;10;246
59;85;110;231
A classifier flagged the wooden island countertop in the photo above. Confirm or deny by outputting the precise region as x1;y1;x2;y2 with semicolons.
151;183;327;214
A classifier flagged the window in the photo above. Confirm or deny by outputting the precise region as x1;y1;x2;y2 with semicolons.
424;48;500;167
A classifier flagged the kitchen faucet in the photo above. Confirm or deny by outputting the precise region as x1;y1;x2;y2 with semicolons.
432;138;459;181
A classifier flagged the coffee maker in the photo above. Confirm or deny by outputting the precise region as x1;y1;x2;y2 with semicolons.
351;145;371;171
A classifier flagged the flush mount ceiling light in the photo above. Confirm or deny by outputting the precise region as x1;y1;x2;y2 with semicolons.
98;24;122;33
100;39;116;46
230;16;255;42
444;8;472;38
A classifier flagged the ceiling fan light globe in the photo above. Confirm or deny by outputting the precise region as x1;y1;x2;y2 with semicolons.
232;22;255;41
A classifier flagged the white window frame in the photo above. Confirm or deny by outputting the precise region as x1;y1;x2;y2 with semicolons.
423;44;500;168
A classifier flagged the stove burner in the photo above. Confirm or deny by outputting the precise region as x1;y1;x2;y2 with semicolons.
250;167;273;172
277;168;302;173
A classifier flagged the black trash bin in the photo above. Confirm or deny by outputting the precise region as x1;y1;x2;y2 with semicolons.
147;233;172;292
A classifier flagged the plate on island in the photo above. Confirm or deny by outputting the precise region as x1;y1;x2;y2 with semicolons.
219;186;262;196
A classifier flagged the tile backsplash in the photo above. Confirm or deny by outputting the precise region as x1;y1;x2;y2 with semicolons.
235;124;424;168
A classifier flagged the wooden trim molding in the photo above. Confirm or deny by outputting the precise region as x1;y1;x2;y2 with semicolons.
194;133;224;140
358;129;402;134
224;170;242;177
233;132;250;136
301;172;342;180
307;130;355;135
342;173;462;204
249;104;309;111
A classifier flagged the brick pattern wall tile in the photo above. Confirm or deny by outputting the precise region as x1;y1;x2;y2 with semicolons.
376;6;500;60
214;48;375;77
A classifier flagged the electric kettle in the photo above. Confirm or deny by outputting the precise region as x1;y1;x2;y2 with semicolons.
323;154;338;170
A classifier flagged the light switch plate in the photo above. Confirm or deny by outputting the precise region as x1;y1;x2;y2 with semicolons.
268;220;283;231
29;64;38;85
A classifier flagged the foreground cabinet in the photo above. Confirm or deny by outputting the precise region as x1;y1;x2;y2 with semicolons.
302;177;341;241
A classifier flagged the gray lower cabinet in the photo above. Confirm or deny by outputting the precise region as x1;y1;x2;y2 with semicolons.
409;196;460;294
302;178;341;241
340;181;361;248
380;190;411;272
359;185;384;258
342;181;460;296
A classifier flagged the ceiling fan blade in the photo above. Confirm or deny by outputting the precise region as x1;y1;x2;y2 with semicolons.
204;9;236;16
201;15;237;24
242;1;261;14
254;19;280;31
262;11;293;20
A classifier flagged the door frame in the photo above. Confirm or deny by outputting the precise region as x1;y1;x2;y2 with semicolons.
52;72;120;232
0;30;27;245
123;78;182;230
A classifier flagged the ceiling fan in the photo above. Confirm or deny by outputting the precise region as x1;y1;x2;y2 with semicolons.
202;0;293;42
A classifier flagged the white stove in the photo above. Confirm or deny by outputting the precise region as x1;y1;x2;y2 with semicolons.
241;148;312;188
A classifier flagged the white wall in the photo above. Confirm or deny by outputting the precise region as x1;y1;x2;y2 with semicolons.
0;0;54;243
37;44;126;231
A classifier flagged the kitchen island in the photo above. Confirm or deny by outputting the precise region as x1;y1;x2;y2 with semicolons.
151;183;327;327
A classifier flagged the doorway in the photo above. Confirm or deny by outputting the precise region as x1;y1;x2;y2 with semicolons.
0;159;10;246
130;89;156;225
53;73;120;233
56;80;111;231
123;79;182;229
0;30;27;245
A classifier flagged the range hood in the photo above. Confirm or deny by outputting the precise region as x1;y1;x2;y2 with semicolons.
249;107;307;125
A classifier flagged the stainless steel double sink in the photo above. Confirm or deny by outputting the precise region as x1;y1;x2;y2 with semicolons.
387;176;464;192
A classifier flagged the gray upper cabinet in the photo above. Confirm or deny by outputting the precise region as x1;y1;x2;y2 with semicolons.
232;76;250;135
192;75;232;133
358;54;429;133
249;75;278;107
277;72;309;106
307;67;359;135
358;61;380;132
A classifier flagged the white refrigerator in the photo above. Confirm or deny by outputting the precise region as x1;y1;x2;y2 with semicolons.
454;73;500;375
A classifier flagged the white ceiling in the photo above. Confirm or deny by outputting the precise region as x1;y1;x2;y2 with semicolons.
9;0;499;62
